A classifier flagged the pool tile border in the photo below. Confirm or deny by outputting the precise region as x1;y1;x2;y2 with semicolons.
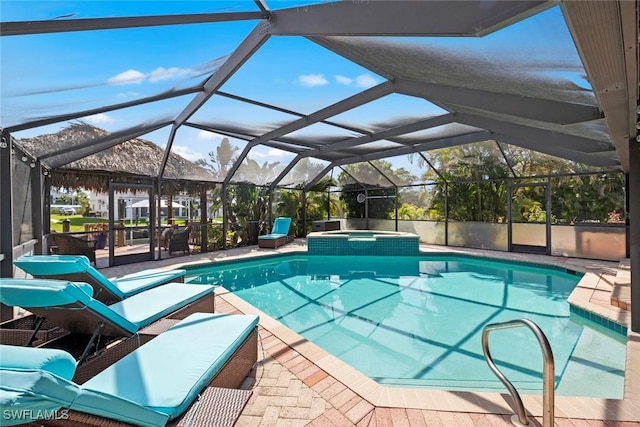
570;305;628;337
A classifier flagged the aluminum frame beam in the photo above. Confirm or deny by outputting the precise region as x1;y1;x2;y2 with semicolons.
222;81;394;185
215;91;374;135
492;132;620;167
397;79;604;125
268;1;552;37
6;87;201;133
1;11;266;36
561;0;638;172
159;22;271;178
335;131;492;167
458;113;616;154
268;154;303;191
304;131;490;191
314;114;456;155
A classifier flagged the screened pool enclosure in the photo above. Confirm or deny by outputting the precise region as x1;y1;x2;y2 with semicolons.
1;1;638;330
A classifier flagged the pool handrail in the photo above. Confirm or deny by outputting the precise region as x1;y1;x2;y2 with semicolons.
481;318;555;427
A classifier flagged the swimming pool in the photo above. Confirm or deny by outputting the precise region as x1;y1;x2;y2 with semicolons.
186;253;626;398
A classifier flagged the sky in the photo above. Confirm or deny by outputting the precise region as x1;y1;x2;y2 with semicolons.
0;1;592;183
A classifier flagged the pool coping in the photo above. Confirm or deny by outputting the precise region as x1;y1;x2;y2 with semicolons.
173;245;640;421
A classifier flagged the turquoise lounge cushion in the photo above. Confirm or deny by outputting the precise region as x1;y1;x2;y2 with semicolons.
108;282;214;328
272;217;291;235
0;369;169;427
111;269;186;297
0;278;94;307
258;233;287;240
0;345;76;380
14;254;91;276
83;312;259;419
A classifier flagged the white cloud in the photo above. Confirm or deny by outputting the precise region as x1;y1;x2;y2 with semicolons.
171;144;205;162
267;148;287;157
108;69;146;85
335;75;352;85
355;73;378;88
250;151;266;159
333;73;379;88
297;74;328;87
148;67;196;83
107;67;196;86
117;91;139;98
86;113;113;124
195;130;224;141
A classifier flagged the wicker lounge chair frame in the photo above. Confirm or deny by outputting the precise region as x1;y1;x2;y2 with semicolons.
0;316;66;347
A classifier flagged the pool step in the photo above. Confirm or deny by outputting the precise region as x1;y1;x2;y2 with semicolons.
610;259;630;311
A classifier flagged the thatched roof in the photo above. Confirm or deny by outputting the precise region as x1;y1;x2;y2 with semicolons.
17;123;217;194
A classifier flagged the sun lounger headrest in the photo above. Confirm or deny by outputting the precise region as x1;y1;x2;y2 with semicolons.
0;345;76;380
272;217;291;235
15;255;91;276
0;278;94;307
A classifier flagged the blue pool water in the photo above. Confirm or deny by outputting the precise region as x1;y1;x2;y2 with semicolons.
186;254;626;398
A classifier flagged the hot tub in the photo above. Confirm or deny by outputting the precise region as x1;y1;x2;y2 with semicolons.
307;230;420;256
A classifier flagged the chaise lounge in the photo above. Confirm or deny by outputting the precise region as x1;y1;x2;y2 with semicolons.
0;311;259;426
14;254;186;305
258;217;293;249
0;278;215;380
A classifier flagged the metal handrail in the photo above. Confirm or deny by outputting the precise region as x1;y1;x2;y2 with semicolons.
481;318;554;427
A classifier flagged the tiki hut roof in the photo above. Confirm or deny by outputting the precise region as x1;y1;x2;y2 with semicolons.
17;123;216;194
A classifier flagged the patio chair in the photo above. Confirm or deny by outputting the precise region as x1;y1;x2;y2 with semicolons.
168;226;192;255
49;233;97;265
160;225;176;250
258;217;293;249
0;278;215;370
14;254;186;305
0;312;259;427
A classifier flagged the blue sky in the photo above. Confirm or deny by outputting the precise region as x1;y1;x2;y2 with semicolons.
1;1;589;179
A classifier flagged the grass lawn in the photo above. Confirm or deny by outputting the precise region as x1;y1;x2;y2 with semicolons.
50;216;148;232
50;215;110;233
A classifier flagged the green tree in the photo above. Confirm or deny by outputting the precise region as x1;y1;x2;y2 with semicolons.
337;161;413;219
195;138;239;219
419;141;624;224
195;137;238;180
235;158;282;185
420;142;511;221
227;183;269;246
551;173;625;224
